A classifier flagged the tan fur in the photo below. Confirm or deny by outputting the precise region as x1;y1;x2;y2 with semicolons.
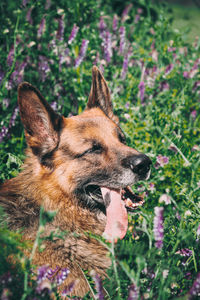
0;66;150;297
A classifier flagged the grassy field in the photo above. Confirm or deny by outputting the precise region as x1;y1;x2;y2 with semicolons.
169;2;200;43
0;0;200;299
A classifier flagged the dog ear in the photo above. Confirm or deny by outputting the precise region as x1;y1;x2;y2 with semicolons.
18;82;63;159
86;66;119;123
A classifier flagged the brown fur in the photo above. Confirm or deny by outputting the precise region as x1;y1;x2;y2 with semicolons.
0;66;151;297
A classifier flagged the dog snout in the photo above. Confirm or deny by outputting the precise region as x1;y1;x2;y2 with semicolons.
122;154;152;179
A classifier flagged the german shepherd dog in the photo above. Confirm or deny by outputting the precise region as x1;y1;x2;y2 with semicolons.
0;66;151;297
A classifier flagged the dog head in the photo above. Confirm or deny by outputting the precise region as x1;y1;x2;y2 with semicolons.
18;66;151;240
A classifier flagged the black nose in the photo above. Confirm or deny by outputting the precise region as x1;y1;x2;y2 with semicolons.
123;154;152;179
130;154;152;178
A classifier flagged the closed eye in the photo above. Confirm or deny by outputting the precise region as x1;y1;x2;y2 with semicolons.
76;142;103;158
117;129;126;145
86;143;103;154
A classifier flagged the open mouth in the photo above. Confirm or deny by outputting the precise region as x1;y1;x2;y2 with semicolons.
85;184;144;242
85;184;144;212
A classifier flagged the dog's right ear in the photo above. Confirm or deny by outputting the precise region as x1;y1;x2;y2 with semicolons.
18;82;63;159
86;66;119;124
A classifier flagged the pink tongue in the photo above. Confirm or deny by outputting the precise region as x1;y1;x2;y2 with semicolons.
101;187;128;242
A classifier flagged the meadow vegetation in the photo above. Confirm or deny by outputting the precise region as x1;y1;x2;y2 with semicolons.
0;0;200;299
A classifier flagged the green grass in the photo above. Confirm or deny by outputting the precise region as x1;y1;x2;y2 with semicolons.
0;0;200;299
169;3;200;43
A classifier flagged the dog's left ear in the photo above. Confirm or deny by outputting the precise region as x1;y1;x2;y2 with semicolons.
86;66;119;124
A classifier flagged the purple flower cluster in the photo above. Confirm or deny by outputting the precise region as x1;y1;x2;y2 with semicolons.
104;31;112;63
119;26;126;54
38;55;51;82
91;270;104;300
56;16;65;41
74;39;89;68
121;4;133;23
26;7;33;25
0;126;9;143
155;155;169;169
153;207;164;249
68;24;79;45
37;17;46;39
36;265;71;295
188;273;200;299
121;52;131;80
112;15;118;32
98;18;113;63
99;16;107;39
138;81;145;102
176;248;193;257
7;45;15;67
0;107;19;143
128;283;139;300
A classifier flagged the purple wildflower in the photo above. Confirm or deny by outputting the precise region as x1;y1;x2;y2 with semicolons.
176;248;192;257
7;45;14;67
56;268;70;286
148;183;155;193
104;31;112;63
91;271;104;300
134;14;140;24
122;4;133;22
9;61;26;87
112;15;118;32
0;106;19;143
2;98;10;108
37;266;49;284
38;56;50;82
22;0;29;6
168;47;176;52
99;17;107;39
68;24;79;45
192;81;200;92
9;107;19;128
0;67;5;84
50;101;58;111
183;71;189;78
153;207;164;249
159;194;171;205
46;266;59;280
165;63;173;75
155;155;169;168
125;102;130;109
128;283;139;300
10;61;27;85
159;81;169;92
121;53;130;80
62;281;76;297
188;273;200;299
119;26;126;54
191;110;197;119
124;113;130;120
26;7;33;25
74;39;89;68
138;81;145;102
56;16;64;41
45;0;51;10
37;17;46;39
